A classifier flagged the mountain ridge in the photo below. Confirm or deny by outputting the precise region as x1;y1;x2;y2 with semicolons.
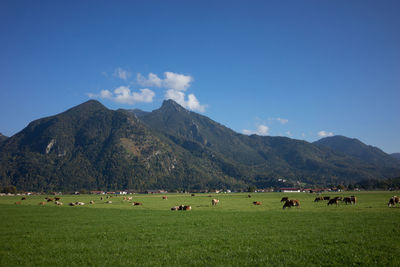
1;100;399;191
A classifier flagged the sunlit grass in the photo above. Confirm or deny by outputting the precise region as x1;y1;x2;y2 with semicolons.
1;191;399;266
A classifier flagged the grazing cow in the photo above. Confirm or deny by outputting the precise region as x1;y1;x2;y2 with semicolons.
89;200;95;204
208;195;212;197
323;196;330;201
162;196;168;200
183;205;192;211
248;195;252;198
253;201;262;205
282;199;300;209
327;198;339;206
21;197;26;200
75;202;85;205
100;197;103;200
15;201;22;205
39;201;46;205
171;206;179;211
350;196;357;204
281;197;288;202
388;196;400;207
343;197;352;205
191;194;195;197
55;201;63;206
212;199;219;206
123;197;127;201
127;197;133;201
334;196;343;201
69;202;76;206
47;198;54;202
106;201;112;204
314;197;324;202
55;197;61;201
133;202;142;206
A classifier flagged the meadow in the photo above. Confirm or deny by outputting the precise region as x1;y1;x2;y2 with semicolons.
0;191;399;266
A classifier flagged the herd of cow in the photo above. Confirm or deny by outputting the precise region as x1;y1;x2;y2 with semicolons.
12;194;400;209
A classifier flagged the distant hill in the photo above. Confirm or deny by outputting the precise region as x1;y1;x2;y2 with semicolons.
391;153;400;160
138;100;400;186
1;100;399;192
313;135;400;168
0;133;7;143
356;176;400;190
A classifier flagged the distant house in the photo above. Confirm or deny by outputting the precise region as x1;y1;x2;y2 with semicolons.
115;191;128;195
280;188;301;193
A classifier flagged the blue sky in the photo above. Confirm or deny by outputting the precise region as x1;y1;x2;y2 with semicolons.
1;0;399;153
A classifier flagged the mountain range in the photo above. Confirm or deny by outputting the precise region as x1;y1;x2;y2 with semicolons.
0;133;7;143
0;100;399;192
391;153;400;160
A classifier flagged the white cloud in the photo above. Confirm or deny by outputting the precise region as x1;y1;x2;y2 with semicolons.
256;125;269;135
88;86;155;105
163;72;192;91
165;89;205;112
137;71;204;112
242;124;269;136
277;118;289;124
137;72;162;87
137;71;193;91
318;131;334;137
113;68;131;81
286;131;293;137
242;129;252;135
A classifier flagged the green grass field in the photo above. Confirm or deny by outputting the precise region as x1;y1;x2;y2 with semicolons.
1;191;399;266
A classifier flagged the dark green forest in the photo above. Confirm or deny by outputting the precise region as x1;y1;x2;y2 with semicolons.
1;100;399;192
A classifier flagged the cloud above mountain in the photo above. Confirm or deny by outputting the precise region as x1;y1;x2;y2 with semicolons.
89;70;205;112
137;72;205;112
318;131;334;137
243;124;269;136
88;86;155;105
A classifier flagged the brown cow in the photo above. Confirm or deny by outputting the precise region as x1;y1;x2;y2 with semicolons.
21;197;26;200
183;205;192;211
282;199;300;209
388;196;399;207
175;205;191;210
47;198;54;202
314;197;324;202
133;202;142;206
327;198;339;206
253;201;262;205
89;200;95;204
212;199;219;206
343;197;352;205
55;197;61;201
15;201;22;205
281;197;288;202
248;195;252;198
343;196;357;205
39;201;46;205
162;196;168;200
191;194;195;197
323;196;330;201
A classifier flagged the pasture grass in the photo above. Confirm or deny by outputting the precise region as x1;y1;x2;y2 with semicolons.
0;191;399;266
